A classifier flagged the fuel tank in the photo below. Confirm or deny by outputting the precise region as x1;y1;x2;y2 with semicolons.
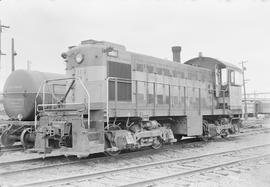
3;70;65;121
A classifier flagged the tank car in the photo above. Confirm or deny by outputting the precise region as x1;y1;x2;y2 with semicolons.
30;39;242;158
0;70;65;147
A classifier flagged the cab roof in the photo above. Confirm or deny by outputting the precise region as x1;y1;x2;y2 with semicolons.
184;56;242;72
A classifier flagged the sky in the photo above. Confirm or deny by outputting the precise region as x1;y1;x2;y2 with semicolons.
0;0;269;93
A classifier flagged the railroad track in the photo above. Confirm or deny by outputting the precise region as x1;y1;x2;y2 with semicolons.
122;153;270;187
228;126;270;138
0;125;267;158
0;127;269;187
0;145;24;153
0;136;201;171
0;127;269;175
0;140;189;176
4;143;270;187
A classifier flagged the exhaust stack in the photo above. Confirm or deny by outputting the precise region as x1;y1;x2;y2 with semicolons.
171;46;181;63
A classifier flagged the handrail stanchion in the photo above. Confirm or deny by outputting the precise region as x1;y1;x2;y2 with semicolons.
34;81;45;130
106;77;110;128
106;77;119;128
77;77;90;129
34;77;91;130
42;81;46;111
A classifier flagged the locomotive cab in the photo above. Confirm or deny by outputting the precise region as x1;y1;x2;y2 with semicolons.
185;56;242;115
220;66;242;112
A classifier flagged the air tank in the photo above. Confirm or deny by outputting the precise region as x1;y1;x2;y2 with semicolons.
3;70;65;121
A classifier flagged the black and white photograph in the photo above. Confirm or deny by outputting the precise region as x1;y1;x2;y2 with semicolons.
0;0;270;186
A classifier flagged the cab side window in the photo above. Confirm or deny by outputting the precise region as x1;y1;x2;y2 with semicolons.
235;71;242;85
230;71;235;85
221;68;228;85
230;70;242;86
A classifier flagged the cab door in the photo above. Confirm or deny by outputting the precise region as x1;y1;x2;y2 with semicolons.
215;65;221;97
228;70;242;110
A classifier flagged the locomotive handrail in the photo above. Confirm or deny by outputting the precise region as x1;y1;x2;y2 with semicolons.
36;103;86;112
106;77;205;128
106;77;130;128
106;77;206;88
34;80;44;130
106;77;115;128
34;77;91;130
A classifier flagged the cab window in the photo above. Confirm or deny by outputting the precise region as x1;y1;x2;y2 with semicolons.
235;71;242;85
221;68;228;85
230;71;235;84
230;70;242;86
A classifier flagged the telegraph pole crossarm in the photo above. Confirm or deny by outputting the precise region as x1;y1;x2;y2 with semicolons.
0;20;10;69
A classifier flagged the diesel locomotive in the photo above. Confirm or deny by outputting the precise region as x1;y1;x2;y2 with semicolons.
26;39;242;157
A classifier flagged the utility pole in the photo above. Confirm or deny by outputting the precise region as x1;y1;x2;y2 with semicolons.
11;38;17;72
27;60;32;71
240;61;248;120
0;20;10;69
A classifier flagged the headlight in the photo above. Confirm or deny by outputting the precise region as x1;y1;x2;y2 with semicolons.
75;53;84;64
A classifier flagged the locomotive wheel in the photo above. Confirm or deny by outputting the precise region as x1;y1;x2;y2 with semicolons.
200;136;209;142
104;124;122;156
104;138;121;156
220;130;228;138
20;128;35;149
233;123;240;133
151;138;162;150
174;134;183;142
104;149;121;156
0;129;16;147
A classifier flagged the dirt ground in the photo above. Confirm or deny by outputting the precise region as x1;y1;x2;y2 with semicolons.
157;149;270;187
156;121;270;187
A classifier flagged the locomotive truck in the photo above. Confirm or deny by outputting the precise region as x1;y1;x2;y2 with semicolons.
27;39;242;157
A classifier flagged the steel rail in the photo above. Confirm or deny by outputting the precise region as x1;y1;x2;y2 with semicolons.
0;137;199;168
0;127;269;175
0;140;184;176
0;155;64;167
0;154;107;176
0;137;198;169
0;146;23;153
12;143;270;187
121;153;270;187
